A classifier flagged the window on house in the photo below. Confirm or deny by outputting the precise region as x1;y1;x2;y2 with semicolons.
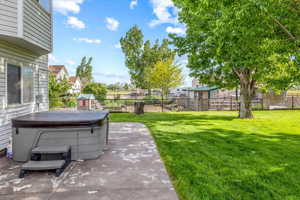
7;64;21;105
37;0;51;12
23;67;34;103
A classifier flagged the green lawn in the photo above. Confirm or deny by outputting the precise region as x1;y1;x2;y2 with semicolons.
110;111;300;200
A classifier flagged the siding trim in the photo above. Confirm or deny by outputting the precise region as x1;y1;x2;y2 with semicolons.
17;0;24;37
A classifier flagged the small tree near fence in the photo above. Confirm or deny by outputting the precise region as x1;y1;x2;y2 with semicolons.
147;59;183;112
49;72;71;109
83;82;107;102
120;25;175;94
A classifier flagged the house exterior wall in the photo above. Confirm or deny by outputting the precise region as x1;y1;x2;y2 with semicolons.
0;0;52;54
69;79;81;94
23;0;52;52
0;0;52;151
0;0;18;37
56;69;68;80
0;40;49;151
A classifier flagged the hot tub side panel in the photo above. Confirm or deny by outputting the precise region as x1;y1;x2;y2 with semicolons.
39;125;107;160
13;119;108;162
12;128;40;162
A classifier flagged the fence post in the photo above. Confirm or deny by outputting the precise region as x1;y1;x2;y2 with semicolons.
292;96;294;110
261;98;264;110
230;97;233;111
207;99;210;110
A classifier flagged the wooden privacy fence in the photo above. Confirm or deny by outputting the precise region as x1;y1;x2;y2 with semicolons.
172;96;300;111
49;96;300;113
172;97;262;111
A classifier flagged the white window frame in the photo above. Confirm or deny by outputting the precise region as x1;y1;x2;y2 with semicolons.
6;63;22;107
22;65;35;104
5;60;35;108
0;57;6;110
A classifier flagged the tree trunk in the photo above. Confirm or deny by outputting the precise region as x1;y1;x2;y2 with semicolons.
148;89;152;96
234;68;256;119
239;82;255;119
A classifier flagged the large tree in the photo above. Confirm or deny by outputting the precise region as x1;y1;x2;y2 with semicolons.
147;59;183;111
76;56;93;88
171;0;300;118
120;25;175;90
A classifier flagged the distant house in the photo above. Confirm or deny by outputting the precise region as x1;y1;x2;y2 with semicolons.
49;65;69;80
69;76;82;94
0;0;53;151
77;94;97;110
169;87;190;97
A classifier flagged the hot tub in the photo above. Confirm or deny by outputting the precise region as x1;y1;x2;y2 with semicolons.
12;110;109;162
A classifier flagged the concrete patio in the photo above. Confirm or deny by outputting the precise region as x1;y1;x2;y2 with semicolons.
0;123;178;200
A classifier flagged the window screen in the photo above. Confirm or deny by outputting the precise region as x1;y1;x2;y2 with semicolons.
23;67;34;103
7;64;21;105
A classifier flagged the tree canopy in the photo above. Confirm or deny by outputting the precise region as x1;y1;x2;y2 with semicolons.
170;0;300;118
147;59;183;96
83;82;107;101
48;72;71;108
120;25;175;89
76;56;93;88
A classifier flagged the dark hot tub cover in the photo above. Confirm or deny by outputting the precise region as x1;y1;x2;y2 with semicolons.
12;110;109;128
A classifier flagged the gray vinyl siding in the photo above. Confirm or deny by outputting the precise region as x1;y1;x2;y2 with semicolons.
0;0;18;36
0;40;49;151
23;0;52;52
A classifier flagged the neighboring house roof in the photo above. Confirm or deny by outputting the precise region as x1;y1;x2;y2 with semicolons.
49;65;69;76
69;76;80;84
183;86;218;91
77;94;96;100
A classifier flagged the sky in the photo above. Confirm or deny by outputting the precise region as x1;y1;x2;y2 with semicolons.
49;0;191;85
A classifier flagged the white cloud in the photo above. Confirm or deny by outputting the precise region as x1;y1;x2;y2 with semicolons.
166;26;186;35
130;0;138;9
149;0;178;27
49;54;59;64
66;60;76;65
67;16;86;29
73;37;101;44
53;0;85;15
105;17;120;31
114;43;121;49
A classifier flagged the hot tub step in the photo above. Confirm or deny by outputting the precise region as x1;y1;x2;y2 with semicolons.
22;160;66;170
32;145;70;154
19;160;66;178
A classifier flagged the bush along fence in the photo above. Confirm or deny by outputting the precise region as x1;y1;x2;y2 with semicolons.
49;96;300;113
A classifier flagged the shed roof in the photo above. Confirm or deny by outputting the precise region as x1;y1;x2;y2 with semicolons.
77;94;96;100
183;86;218;91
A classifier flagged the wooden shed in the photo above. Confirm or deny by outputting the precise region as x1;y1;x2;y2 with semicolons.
77;94;97;110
